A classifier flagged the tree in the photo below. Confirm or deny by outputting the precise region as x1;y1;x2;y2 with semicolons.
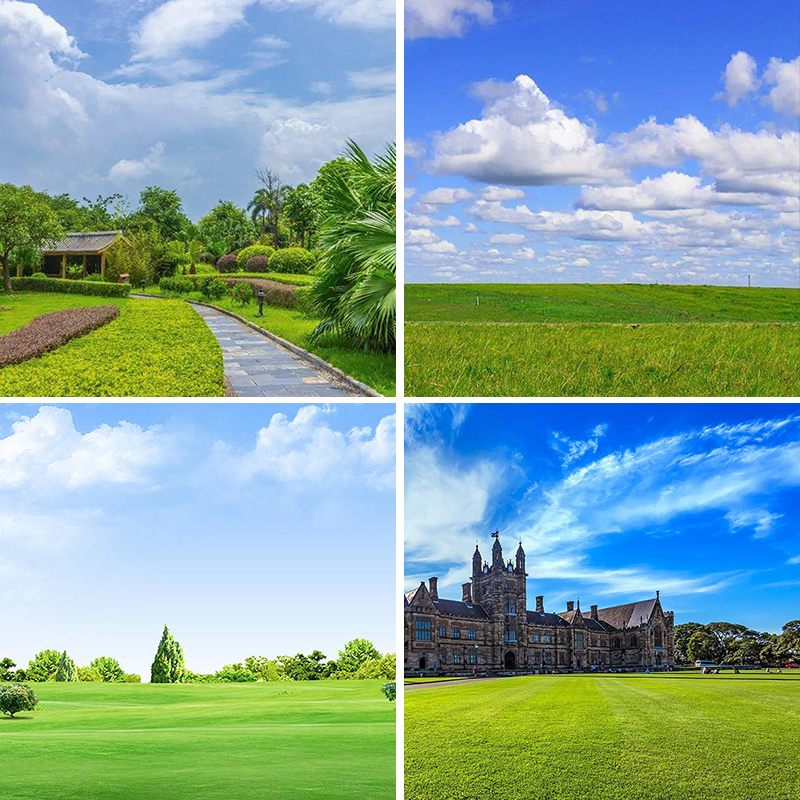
0;184;64;291
133;187;188;241
309;141;396;353
54;651;78;682
90;656;124;683
244;655;288;682
279;651;329;681
150;625;187;684
674;622;706;664
27;650;62;682
250;168;288;247
214;663;257;683
337;639;381;674
284;183;318;248
381;681;396;702
0;658;21;681
197;201;256;253
0;684;37;718
686;630;721;664
77;666;102;682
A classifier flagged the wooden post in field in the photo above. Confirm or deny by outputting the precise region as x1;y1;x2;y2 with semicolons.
61;254;66;279
476;295;480;306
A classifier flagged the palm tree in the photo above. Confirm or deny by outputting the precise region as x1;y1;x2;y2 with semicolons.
249;168;288;247
309;141;395;353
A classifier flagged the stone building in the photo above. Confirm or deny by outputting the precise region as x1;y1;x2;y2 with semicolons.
404;536;675;675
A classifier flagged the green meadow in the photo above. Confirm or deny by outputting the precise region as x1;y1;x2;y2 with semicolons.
0;681;395;800
405;674;800;800
404;284;800;397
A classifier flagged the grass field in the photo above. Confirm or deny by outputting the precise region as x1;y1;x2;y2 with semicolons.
0;293;224;396
404;284;800;397
0;681;394;800
405;674;800;800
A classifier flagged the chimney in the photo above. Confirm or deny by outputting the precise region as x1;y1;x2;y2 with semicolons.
462;583;472;604
535;595;544;613
429;577;438;600
566;601;574;612
591;604;598;620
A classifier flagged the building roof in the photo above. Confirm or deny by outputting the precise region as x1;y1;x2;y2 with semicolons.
526;610;569;627
434;598;489;619
595;598;658;630
42;231;127;255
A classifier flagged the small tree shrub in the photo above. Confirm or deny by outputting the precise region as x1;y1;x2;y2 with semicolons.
269;247;314;274
0;684;37;717
151;625;186;684
228;282;252;306
381;681;396;702
245;256;269;272
224;278;297;309
216;254;239;273
200;276;227;300
54;651;78;682
26;650;61;682
237;245;274;270
123;673;142;683
77;667;102;682
90;656;124;683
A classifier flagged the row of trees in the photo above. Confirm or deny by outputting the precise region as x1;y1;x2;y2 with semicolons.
1;630;395;685
674;620;800;665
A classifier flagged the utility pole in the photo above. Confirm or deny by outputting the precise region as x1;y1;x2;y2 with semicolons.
748;274;751;287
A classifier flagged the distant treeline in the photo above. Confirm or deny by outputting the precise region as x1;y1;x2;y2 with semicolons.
1;628;395;684
675;620;799;665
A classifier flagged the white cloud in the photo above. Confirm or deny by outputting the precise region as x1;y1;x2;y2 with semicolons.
512;246;536;260
420;186;475;204
220;406;395;490
725;509;782;539
108;141;166;181
480;185;526;201
763;55;800;117
430;75;628;186
406;227;440;244
423;239;458;253
309;81;333;94
405;0;496;40
489;233;525;245
716;51;759;107
573;257;590;266
788;555;800;565
0;406;168;490
348;66;396;92
550;423;607;467
406;212;461;227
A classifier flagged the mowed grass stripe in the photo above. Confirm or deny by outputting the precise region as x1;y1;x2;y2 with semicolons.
405;322;800;397
405;675;800;800
405;284;800;323
0;682;395;800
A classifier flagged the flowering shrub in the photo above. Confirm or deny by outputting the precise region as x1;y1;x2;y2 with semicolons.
228;283;251;307
200;277;227;300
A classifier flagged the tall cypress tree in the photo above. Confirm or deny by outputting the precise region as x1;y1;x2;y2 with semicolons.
54;650;78;682
150;625;186;684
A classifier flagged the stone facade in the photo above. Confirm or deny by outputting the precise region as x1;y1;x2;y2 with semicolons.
404;537;675;675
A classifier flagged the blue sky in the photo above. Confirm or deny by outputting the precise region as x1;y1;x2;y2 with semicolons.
404;0;800;286
1;403;395;678
0;0;394;219
405;402;800;633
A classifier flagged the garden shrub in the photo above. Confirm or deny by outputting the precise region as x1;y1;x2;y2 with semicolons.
224;278;297;309
82;274;104;283
30;272;52;280
123;673;142;683
10;277;130;298
0;305;121;368
228;283;251;307
200;277;227;300
381;681;396;702
0;683;37;717
295;286;314;316
269;247;315;274
236;244;274;270
245;255;269;272
159;276;200;294
216;254;239;273
77;667;102;682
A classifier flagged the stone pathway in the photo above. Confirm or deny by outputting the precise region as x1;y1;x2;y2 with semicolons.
189;303;351;397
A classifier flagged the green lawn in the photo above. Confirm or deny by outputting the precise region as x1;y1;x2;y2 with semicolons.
406;283;800;323
405;321;800;396
0;293;223;396
405;674;800;800
0;681;394;800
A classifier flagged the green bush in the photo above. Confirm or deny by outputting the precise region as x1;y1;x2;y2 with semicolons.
216;254;239;273
122;673;142;683
245;256;269;272
77;667;102;682
82;274;104;282
237;245;274;270
159;276;200;294
200;276;227;300
224;278;297;309
381;681;396;702
0;683;37;717
10;277;130;297
29;272;52;280
104;238;154;286
269;247;315;274
295;286;314;316
228;283;251;307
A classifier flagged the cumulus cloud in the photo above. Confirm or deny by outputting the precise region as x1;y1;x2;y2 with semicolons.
219;406;396;490
405;0;496;40
421;186;475;204
405;212;461;227
716;51;760;107
763;55;800;117
108;141;166;181
430;75;628;186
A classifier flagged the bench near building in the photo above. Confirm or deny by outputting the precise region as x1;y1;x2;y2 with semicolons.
404;536;675;676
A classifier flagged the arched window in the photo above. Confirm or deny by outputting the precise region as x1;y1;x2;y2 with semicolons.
612;637;621;649
654;628;663;647
630;635;638;648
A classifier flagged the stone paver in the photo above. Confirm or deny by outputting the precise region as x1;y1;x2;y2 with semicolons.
189;303;351;397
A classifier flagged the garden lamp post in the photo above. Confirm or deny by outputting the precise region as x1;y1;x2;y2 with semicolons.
140;279;146;293
256;290;265;317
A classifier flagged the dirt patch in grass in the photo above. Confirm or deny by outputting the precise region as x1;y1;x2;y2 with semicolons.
0;305;119;368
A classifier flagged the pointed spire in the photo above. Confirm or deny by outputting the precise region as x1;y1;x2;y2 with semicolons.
472;544;482;576
515;540;526;573
492;534;503;568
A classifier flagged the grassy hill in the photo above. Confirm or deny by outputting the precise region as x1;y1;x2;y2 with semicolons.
0;681;394;800
405;283;800;323
405;673;800;800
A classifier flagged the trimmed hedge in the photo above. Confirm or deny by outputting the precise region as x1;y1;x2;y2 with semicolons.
237;244;274;270
10;278;131;298
0;305;120;368
245;256;270;272
236;272;313;286
268;248;315;274
224;277;297;309
216;254;238;273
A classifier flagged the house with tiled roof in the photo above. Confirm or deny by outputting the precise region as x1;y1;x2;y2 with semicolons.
404;535;675;676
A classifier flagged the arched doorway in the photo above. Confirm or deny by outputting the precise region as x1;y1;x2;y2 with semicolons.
504;651;516;670
418;657;426;670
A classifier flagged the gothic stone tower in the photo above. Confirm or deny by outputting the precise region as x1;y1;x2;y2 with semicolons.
470;537;527;670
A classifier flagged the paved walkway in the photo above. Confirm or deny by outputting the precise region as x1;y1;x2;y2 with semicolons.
189;303;351;397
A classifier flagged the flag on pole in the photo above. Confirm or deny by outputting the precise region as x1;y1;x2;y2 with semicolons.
490;530;499;538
